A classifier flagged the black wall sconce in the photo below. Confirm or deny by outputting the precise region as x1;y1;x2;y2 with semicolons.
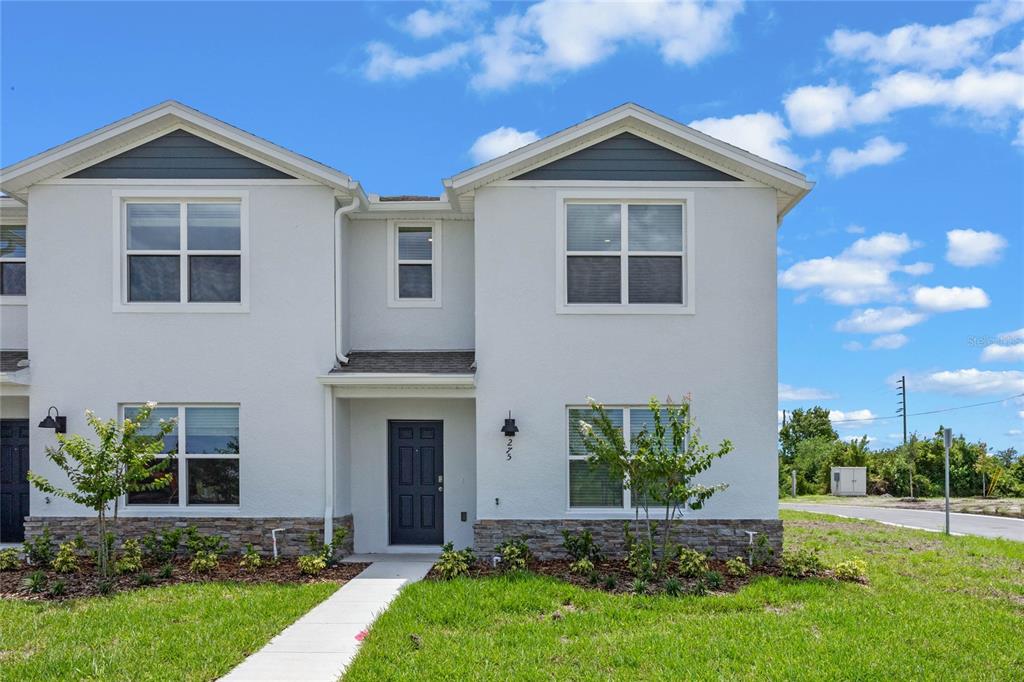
501;411;518;461
38;406;67;434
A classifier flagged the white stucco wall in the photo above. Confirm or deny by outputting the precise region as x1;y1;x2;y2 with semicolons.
473;185;779;521
345;397;476;553
1;304;27;349
25;182;337;519
345;217;474;351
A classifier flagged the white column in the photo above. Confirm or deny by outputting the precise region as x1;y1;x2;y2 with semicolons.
323;385;335;542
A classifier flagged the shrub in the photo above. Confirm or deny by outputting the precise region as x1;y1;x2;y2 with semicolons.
298;554;328;576
23;527;55;567
97;579;115;595
435;542;475;580
725;556;750;577
48;579;67;598
631;578;648;595
569;557;594;576
142;528;183;564
52;540;83;574
158;563;174;579
495;537;533;572
115;539;143;574
305;527;350;567
750;533;775;568
688;579;708;596
184;526;226;558
664;577;683;597
137;572;154;586
782;548;826;578
703;570;724;590
603;574;617;590
677;547;708;578
833;559;868;582
626;541;656;581
22;570;48;593
239;544;263;571
0;548;22;571
189;550;219;574
561;529;603;563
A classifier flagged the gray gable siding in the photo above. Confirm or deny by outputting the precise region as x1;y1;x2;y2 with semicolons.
512;132;740;182
68;129;295;179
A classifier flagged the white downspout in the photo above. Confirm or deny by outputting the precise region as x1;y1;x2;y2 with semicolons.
334;196;360;365
326;196;359;545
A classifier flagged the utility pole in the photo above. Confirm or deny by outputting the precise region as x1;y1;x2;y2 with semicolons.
943;427;952;535
897;376;912;497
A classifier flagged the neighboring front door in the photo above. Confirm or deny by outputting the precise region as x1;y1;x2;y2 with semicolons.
388;420;443;545
1;419;30;543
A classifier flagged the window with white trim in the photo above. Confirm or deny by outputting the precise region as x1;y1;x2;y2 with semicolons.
124;404;240;507
565;201;685;306
387;220;442;307
0;225;26;296
567;405;671;510
121;199;245;306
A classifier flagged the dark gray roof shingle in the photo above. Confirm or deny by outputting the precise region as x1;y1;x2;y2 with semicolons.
333;351;474;374
0;350;28;372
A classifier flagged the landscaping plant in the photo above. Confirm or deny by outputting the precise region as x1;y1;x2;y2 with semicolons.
190;550;220;574
22;570;48;593
495;537;533;571
52;538;84;574
725;556;750;577
23;526;55;567
676;547;708;578
0;548;20;571
297;554;327;575
240;543;263;571
115;539;143;574
26;403;176;577
569;557;594;576
578;396;732;570
142;528;183;565
832;559;868;582
782;547;827;578
561;529;604;564
435;542;476;580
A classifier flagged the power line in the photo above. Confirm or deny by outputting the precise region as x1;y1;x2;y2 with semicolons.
828;393;1024;424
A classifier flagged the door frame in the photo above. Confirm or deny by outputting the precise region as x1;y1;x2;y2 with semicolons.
386;419;444;546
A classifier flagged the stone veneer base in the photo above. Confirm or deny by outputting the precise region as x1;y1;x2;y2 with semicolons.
23;515;354;558
474;518;783;561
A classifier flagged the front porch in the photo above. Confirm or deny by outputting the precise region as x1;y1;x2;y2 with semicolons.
321;351;477;555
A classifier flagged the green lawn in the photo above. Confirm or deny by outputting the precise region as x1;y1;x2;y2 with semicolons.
346;511;1024;681
0;581;338;681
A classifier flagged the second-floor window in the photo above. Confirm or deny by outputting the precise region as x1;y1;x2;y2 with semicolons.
0;225;26;297
387;220;442;307
117;193;249;311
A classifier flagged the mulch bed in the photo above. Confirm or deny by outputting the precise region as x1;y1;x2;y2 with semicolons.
427;558;784;596
0;558;371;601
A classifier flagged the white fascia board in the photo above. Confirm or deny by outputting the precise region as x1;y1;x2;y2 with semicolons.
0;369;31;388
317;373;476;388
1;100;358;198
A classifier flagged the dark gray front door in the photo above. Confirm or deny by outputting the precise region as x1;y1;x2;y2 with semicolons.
1;419;30;542
388;420;443;545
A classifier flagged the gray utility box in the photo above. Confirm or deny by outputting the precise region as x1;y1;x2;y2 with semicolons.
830;466;867;496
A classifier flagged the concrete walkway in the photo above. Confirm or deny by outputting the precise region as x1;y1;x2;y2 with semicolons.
782;503;1024;542
220;554;436;682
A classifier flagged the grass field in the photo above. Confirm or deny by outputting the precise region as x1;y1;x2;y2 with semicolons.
0;581;338;681
345;510;1024;681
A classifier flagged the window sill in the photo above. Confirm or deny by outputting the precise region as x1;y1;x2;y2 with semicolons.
556;303;694;315
113;302;249;314
387;298;443;309
120;506;242;515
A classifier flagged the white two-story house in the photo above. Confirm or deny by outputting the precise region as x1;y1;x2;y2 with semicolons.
0;102;811;557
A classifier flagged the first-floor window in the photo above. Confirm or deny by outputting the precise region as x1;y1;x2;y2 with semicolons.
567;405;670;510
0;225;26;296
124;404;240;506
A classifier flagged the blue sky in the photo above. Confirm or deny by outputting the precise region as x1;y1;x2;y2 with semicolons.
2;1;1022;450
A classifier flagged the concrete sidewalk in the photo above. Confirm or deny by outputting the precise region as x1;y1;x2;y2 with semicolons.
220;555;436;682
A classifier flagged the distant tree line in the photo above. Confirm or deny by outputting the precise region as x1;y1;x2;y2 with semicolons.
779;407;1024;498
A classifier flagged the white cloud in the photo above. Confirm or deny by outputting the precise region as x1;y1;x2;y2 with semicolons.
784;68;1024;136
364;42;470;80
469;126;541;163
843;340;864;351
689;112;801;168
910;285;991;312
871;333;909;350
981;342;1024;362
827;136;907;176
1019;410;1024;419
835;306;927;333
945;228;1009;266
366;1;745;90
1008;429;1024;437
402;0;488;38
909;368;1024;396
998;328;1024;343
778;383;838;401
829;408;877;427
846;225;867;234
779;232;927;305
826;0;1024;72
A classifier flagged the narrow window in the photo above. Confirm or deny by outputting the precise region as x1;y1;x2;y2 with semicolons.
0;225;27;296
566;205;621;304
568;407;624;508
397;224;434;299
627;205;683;304
124;200;242;305
124;406;180;505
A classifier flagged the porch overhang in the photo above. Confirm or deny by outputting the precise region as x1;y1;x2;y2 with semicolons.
317;373;475;398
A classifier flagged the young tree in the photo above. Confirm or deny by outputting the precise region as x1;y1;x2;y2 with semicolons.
27;403;176;577
578;396;732;566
